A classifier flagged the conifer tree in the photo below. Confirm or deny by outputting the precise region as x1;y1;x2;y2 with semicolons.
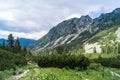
23;46;27;53
14;37;21;52
8;34;14;48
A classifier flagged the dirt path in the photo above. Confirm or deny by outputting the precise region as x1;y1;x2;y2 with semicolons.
10;70;29;80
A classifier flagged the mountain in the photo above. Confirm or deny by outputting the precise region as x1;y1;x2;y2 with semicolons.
0;38;36;47
0;38;8;45
19;38;36;47
29;8;120;51
29;15;93;50
84;25;120;53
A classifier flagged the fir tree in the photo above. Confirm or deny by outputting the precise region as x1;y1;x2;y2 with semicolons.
14;37;21;52
8;34;14;48
23;46;27;53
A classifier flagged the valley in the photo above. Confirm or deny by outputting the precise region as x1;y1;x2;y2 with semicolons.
0;53;120;80
0;7;120;80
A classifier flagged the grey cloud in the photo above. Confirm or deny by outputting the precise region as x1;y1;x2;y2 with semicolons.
0;0;120;39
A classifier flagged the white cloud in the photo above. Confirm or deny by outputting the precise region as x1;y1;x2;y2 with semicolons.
0;0;120;39
67;14;81;19
0;29;47;40
0;11;15;21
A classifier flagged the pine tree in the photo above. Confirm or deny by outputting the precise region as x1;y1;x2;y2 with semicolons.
8;34;14;48
14;37;21;52
23;46;27;53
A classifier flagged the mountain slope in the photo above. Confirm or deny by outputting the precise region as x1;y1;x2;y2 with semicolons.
29;15;93;50
29;8;120;50
84;25;120;53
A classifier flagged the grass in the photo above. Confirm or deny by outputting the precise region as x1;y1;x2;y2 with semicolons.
19;53;120;80
84;53;120;59
0;69;14;80
88;25;119;43
19;65;120;80
0;53;120;80
0;63;38;80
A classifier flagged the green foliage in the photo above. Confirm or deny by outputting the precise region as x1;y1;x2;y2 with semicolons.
19;65;120;80
22;46;27;53
8;34;14;48
93;55;120;68
37;53;89;70
0;69;14;80
0;34;28;56
118;43;120;54
88;63;102;70
14;37;21;53
55;45;66;54
88;25;119;43
1;40;5;49
0;49;27;71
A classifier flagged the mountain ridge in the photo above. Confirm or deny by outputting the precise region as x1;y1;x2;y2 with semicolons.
29;8;120;51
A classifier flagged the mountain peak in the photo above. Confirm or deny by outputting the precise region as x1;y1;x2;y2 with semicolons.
80;15;92;20
29;8;120;50
81;15;91;18
114;8;120;12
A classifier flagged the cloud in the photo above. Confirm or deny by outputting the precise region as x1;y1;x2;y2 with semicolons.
0;0;120;39
0;29;47;40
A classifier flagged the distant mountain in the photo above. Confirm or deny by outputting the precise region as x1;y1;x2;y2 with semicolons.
0;38;36;47
19;38;36;47
0;38;8;45
29;8;120;50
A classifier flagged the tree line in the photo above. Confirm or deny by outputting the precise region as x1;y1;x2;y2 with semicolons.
0;34;27;55
0;34;28;71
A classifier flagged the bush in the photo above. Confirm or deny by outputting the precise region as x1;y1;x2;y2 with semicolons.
93;55;120;68
88;63;102;70
0;49;27;71
37;53;90;70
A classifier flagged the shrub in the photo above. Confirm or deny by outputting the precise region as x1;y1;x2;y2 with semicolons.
0;49;27;71
88;63;101;70
37;53;90;70
93;55;120;68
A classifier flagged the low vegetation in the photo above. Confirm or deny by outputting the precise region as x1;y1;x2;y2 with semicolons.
37;53;89;70
0;49;27;71
0;33;120;80
0;34;29;71
19;64;120;80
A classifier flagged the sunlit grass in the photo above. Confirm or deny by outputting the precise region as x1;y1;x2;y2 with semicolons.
19;65;120;80
84;53;120;59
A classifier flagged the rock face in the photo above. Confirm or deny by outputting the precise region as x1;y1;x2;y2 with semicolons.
29;15;93;50
84;43;102;53
29;8;120;50
116;27;120;42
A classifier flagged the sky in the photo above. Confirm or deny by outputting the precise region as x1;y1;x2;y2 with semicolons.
0;0;120;40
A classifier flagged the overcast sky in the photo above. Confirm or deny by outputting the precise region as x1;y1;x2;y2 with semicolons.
0;0;120;40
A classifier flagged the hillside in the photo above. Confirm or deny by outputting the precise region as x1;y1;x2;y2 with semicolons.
29;8;120;51
29;15;93;50
84;25;120;53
